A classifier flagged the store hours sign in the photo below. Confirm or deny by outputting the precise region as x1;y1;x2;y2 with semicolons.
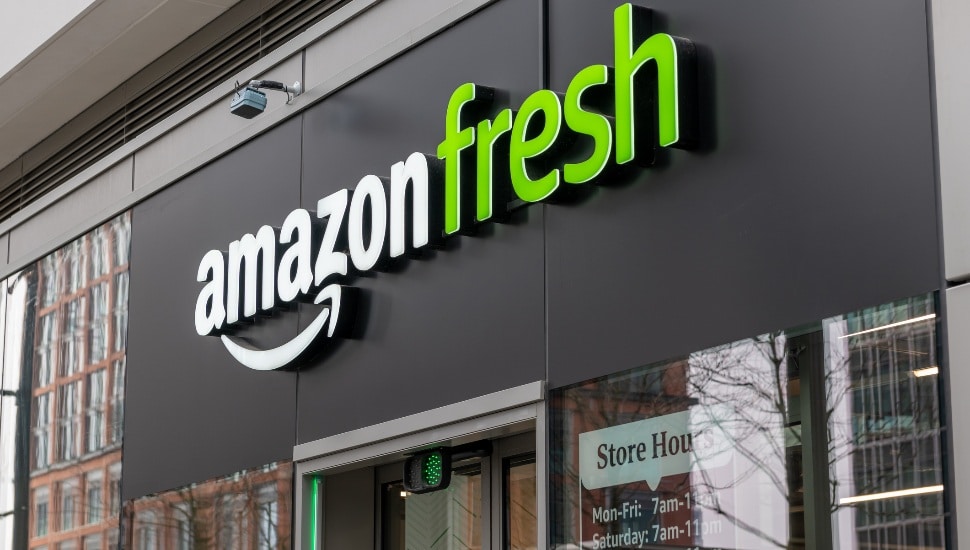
194;3;699;370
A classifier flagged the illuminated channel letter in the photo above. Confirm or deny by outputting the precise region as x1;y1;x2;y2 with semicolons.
348;175;388;271
227;225;278;324
437;83;494;235
277;209;315;302
510;90;566;203
195;250;226;336
315;190;349;286
199;4;704;372
564;64;614;184
614;2;695;164
476;109;513;222
390;152;435;258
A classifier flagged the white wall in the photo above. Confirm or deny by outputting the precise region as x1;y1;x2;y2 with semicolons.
0;0;99;79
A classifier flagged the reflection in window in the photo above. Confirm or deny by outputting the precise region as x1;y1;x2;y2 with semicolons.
110;359;125;445
33;487;49;536
59;298;84;377
506;457;538;550
174;503;193;550
36;313;56;387
86;470;103;524
65;239;85;294
219;494;248;550
112;216;131;267
550;293;946;550
85;369;106;453
383;464;483;550
114;272;129;352
109;463;122;518
88;282;109;364
33;393;52;469
136;511;159;550
41;255;59;307
826;295;944;548
21;212;133;550
57;478;79;531
56;381;81;462
256;484;279;550
89;227;108;280
122;462;292;550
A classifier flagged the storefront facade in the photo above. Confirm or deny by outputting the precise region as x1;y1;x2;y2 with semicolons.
0;0;967;548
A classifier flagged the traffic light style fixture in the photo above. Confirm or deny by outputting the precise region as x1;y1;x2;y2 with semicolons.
403;440;492;494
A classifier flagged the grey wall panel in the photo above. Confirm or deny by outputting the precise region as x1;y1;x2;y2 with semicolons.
9;157;132;266
546;0;940;388
296;0;544;443
932;0;970;282
323;468;375;548
123;118;303;500
946;284;970;545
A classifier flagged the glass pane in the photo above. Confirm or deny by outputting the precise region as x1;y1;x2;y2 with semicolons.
383;464;482;550
550;293;948;550
122;461;293;550
506;457;537;550
9;212;133;550
825;294;944;550
553;337;804;549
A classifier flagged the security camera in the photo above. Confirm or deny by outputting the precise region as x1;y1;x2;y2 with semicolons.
230;80;302;118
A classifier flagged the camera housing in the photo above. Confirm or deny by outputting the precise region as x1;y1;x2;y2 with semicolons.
230;87;268;119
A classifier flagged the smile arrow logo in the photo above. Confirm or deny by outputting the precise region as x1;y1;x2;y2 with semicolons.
219;284;351;370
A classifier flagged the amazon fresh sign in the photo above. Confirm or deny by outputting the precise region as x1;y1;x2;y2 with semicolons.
194;3;698;370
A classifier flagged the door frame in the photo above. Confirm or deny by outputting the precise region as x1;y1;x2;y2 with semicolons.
292;380;546;549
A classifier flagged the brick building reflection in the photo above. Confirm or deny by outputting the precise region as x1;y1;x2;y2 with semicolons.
122;462;292;550
27;214;130;550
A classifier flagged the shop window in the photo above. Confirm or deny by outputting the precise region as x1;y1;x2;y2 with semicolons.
121;461;292;550
551;293;946;550
0;213;130;550
83;533;102;550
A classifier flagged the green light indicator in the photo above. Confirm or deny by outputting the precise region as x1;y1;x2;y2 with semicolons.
310;476;320;550
422;452;443;486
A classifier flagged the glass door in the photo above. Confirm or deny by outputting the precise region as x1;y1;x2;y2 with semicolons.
380;433;536;550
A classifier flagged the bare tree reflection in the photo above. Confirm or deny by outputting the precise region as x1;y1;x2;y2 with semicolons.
553;295;945;550
123;462;292;550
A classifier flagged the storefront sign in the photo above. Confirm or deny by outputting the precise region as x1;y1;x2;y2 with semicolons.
195;2;698;370
578;408;734;549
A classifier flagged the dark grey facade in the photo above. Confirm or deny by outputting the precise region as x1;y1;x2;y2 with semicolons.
0;0;954;548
